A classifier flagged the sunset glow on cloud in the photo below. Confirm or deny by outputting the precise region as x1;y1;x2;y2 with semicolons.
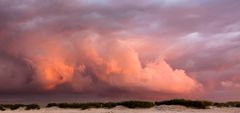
0;0;240;102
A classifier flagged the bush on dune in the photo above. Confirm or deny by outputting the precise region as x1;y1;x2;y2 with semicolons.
101;102;117;108
213;102;230;107
117;101;155;108
0;104;25;110
47;103;102;109
67;103;102;109
212;102;240;107
46;101;154;109
46;103;58;108
226;102;240;107
34;99;240;110
25;104;40;110
0;104;40;110
0;106;5;111
155;99;213;109
47;100;216;109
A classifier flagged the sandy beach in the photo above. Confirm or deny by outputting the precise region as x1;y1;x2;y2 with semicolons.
1;105;240;113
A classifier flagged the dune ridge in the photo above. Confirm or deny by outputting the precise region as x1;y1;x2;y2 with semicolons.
1;99;240;111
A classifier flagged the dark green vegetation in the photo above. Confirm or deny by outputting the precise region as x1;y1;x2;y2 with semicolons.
117;101;154;108
46;101;153;110
214;102;240;107
47;101;144;109
155;99;240;109
0;104;40;111
25;104;41;110
155;99;213;109
0;106;5;111
1;99;240;110
46;99;240;110
47;102;113;110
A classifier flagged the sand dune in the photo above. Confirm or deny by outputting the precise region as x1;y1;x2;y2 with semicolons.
1;106;240;113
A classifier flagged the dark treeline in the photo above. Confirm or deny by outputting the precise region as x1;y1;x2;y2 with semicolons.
1;99;240;111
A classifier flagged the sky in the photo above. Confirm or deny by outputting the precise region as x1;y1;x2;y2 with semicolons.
0;0;240;103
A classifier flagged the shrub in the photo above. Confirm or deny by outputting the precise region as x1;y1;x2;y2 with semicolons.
155;99;213;109
102;102;117;108
0;104;40;110
117;101;155;108
46;103;58;108
55;102;104;110
45;100;240;110
213;103;230;107
234;102;240;107
46;101;154;109
0;104;24;110
0;106;5;111
79;103;102;110
25;104;40;110
225;102;240;107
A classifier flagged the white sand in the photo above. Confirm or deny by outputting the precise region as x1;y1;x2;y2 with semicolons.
1;106;240;113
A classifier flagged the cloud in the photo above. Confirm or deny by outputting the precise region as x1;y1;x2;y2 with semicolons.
0;0;240;101
1;32;201;96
